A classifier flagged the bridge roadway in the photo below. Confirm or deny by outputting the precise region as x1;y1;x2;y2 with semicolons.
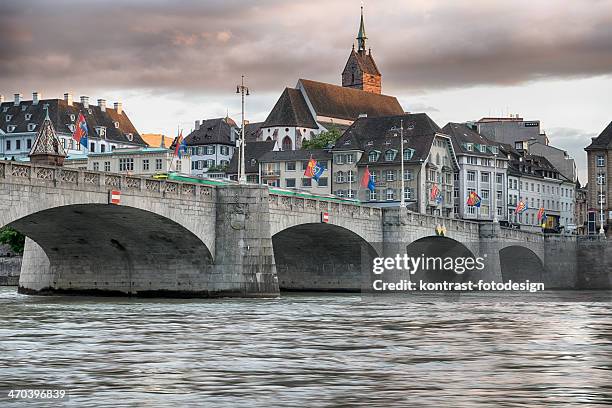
0;161;607;297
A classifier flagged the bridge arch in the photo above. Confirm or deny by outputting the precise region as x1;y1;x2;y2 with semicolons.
272;223;379;291
7;204;214;296
499;245;545;283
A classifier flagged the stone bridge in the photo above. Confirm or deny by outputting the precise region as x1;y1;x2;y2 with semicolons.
0;161;605;297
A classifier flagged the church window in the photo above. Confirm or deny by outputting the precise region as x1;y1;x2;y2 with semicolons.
282;136;292;151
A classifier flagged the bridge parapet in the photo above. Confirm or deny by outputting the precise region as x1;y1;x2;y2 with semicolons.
0;161;215;202
267;193;383;219
383;208;479;235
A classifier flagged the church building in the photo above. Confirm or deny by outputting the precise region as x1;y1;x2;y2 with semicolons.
259;7;403;151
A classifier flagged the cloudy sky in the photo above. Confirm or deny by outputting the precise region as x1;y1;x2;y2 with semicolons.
3;0;612;181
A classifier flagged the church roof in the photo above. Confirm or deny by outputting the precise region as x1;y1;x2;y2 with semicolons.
585;121;612;150
342;49;381;77
29;110;66;157
262;88;317;129
298;79;403;121
184;117;237;146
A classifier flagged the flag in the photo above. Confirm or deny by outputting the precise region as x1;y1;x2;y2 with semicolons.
467;191;481;207
178;135;188;159
361;166;375;192
537;207;546;221
304;158;317;178
72;112;88;149
430;184;443;204
173;131;183;157
312;162;325;182
515;200;528;214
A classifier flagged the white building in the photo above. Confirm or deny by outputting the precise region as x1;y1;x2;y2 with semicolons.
443;123;508;221
0;92;146;160
184;117;238;177
87;147;190;176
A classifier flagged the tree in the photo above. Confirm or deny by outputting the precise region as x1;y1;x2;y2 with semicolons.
301;126;343;149
0;227;26;254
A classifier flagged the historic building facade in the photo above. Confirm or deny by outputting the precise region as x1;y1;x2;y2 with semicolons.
585;121;612;235
184;117;239;177
258;149;332;195
0;92;146;160
87;147;190;176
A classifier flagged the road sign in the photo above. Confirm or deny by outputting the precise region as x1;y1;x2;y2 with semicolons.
321;212;329;223
109;190;121;205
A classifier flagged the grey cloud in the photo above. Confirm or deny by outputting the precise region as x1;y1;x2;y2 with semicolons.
546;127;600;183
2;0;612;97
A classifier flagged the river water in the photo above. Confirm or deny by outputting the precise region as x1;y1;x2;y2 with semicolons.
1;286;611;407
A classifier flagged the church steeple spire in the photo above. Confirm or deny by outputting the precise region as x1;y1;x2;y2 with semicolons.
357;5;367;52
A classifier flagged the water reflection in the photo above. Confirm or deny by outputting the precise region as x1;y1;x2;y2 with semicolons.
0;288;611;407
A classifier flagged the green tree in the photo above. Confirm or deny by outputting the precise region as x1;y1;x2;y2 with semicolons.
301;126;343;149
0;227;26;254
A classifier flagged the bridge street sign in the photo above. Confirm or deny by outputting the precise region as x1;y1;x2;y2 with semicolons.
109;190;121;205
321;212;329;223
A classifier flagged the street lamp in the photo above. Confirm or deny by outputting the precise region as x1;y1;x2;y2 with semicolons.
599;173;605;236
399;119;406;208
493;150;499;223
236;75;250;184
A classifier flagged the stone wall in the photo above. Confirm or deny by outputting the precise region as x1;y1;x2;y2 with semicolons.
0;244;21;286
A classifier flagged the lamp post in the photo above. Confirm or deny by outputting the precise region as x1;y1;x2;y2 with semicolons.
599;173;605;235
236;75;250;184
400;120;406;208
493;151;499;223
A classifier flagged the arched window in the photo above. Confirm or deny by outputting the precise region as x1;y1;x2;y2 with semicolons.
282;136;292;151
266;136;272;141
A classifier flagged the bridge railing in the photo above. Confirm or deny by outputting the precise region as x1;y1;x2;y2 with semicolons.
383;207;480;234
0;161;215;201
268;192;383;219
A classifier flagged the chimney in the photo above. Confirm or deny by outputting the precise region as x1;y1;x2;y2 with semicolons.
32;91;41;105
114;102;122;115
195;120;201;130
160;134;165;148
80;96;89;109
14;93;22;106
98;99;106;112
64;93;73;106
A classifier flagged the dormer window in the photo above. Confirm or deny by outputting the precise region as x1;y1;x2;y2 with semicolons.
490;146;499;154
385;149;396;161
27;123;36;131
5;114;12;121
21;105;27;111
466;143;473;151
480;145;487;153
7;125;16;132
25;113;31;121
70;114;75;122
250;158;257;166
126;133;133;142
97;126;106;138
114;121;119;128
368;151;380;162
87;108;92;115
404;148;415;160
2;107;8;113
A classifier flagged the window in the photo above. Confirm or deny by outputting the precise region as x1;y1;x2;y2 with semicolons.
369;189;377;201
467;156;477;165
26;139;32;149
90;142;95;152
15;139;21;150
347;190;355;198
404;169;413;181
156;158;163;170
335;155;344;165
302;161;310;170
282;136;292;151
104;162;110;171
97;127;106;138
93;162;99;171
100;144;106;153
346;154;355;164
370;170;377;183
302;178;312;187
126;133;133;142
404;148;414;160
70;114;75;122
404;187;412;200
597;173;606;185
5;140;10;150
286;161;296;171
206;159;214;168
176;160;182;172
27;123;36;131
386;188;395;201
205;146;215;155
386;170;395;182
497;190;502;201
119;158;134;172
286;178;296;188
466;143;473;151
597;156;605;167
336;171;345;183
385;150;396;161
480;145;487;153
7;125;15;132
467;171;476;182
347;170;355;183
318;177;328;187
114;121;119;128
481;172;490;183
496;173;503;184
5;114;12;122
143;159;150;171
368;151;379;162
337;190;345;198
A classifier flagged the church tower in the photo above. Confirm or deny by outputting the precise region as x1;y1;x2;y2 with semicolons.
342;6;382;94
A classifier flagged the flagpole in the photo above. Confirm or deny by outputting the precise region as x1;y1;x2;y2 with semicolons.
400;119;405;208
